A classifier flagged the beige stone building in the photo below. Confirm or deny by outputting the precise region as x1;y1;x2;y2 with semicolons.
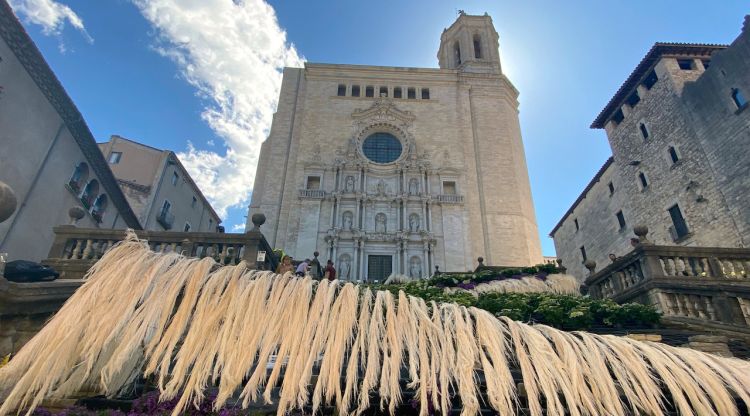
99;135;221;233
551;16;750;280
248;13;543;280
0;3;141;262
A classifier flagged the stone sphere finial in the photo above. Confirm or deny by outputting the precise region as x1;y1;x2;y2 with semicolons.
584;260;597;274
556;258;567;274
68;206;86;225
477;257;484;266
314;251;319;258
633;225;650;244
0;181;17;223
250;213;266;231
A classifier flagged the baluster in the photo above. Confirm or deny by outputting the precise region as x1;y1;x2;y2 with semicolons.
704;297;717;320
684;257;696;276
700;258;711;277
220;245;229;264
71;239;84;259
80;239;92;259
723;260;735;277
664;293;678;315
170;242;177;253
213;244;220;261
693;296;707;319
733;260;745;277
675;295;687;316
659;258;668;275
737;298;750;326
664;257;674;276
675;257;686;276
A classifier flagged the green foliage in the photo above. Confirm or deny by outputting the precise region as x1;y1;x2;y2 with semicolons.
370;281;661;331
431;263;560;287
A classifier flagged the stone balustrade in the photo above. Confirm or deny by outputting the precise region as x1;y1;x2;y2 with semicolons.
298;189;326;199
436;194;464;204
585;234;750;336
44;225;278;280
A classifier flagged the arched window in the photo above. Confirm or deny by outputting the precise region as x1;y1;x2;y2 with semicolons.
454;41;461;65
473;34;482;59
80;179;99;208
639;122;649;140
91;194;108;223
68;162;89;192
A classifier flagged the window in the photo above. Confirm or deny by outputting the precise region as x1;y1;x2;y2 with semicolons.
184;222;191;232
731;88;747;109
68;162;89;192
361;132;402;164
677;59;693;70
191;196;197;208
172;172;179;186
91;194;108;223
442;181;457;195
80;179;99;208
306;176;321;190
639;122;649;140
668;204;690;240
643;70;658;90
454;41;461;65
626;91;640;107
473;35;481;59
393;87;402;98
365;86;374;98
351;85;360;97
108;152;122;164
379;86;388;97
160;200;171;215
574;218;579;231
638;172;648;189
608;181;615;195
616;210;626;230
421;88;430;99
612;109;625;124
337;84;346;96
407;87;416;99
580;246;587;262
668;146;680;164
209;219;213;230
701;59;711;69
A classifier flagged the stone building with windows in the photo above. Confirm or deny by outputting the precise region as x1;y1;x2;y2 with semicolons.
98;135;221;233
248;13;543;280
0;3;141;262
551;16;750;280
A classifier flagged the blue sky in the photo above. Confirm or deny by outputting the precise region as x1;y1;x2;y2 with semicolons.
9;0;748;257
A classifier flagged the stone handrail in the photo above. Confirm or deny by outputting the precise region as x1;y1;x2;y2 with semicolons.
46;225;279;277
585;243;750;331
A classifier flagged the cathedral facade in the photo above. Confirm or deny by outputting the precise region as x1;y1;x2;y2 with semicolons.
248;13;542;280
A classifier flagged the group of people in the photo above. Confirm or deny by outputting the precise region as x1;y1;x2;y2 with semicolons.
276;254;338;281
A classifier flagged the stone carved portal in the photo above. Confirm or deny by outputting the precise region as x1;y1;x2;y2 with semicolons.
338;253;352;280
409;256;423;279
375;213;387;233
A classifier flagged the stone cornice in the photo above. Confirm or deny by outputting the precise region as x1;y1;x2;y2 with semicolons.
0;2;142;229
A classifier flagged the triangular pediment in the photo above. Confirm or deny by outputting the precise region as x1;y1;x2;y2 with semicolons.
351;97;415;124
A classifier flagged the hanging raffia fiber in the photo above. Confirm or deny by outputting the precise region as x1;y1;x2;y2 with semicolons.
2;232;750;416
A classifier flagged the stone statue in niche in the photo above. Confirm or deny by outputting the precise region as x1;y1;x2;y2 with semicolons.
375;213;387;233
339;254;351;280
345;176;355;192
410;257;423;279
376;179;386;196
409;214;420;232
342;211;353;230
408;178;420;195
408;140;417;159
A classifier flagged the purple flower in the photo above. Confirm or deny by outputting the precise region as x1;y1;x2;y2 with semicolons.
510;274;523;280
535;272;548;281
457;283;476;290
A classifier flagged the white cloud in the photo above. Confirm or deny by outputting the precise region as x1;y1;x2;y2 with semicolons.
132;0;304;219
231;223;246;232
9;0;94;48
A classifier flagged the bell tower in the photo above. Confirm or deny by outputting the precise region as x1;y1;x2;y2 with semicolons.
437;12;502;74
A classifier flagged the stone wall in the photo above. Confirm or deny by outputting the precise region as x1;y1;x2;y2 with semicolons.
552;19;750;281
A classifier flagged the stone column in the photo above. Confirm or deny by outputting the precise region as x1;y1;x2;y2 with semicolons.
425;200;431;231
329;196;336;229
422;241;429;279
332;238;338;265
359;241;366;281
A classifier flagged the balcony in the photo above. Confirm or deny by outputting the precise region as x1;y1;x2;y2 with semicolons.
299;189;326;199
436;194;464;204
156;210;175;230
584;228;750;337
